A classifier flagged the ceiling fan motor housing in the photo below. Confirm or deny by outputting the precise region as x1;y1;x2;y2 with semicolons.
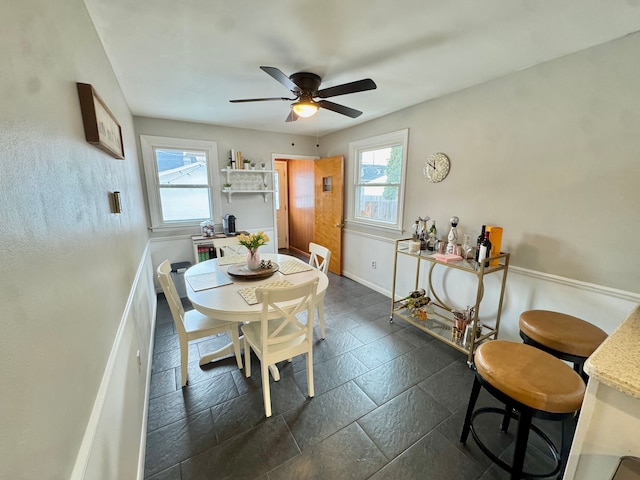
289;72;322;94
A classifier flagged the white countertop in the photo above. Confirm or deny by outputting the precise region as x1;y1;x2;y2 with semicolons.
585;304;640;399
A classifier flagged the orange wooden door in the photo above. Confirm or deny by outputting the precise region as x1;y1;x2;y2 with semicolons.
274;160;289;249
287;159;314;256
313;156;344;275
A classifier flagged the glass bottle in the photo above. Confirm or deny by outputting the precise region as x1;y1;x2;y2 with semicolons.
462;234;473;260
477;231;492;268
427;221;437;251
412;220;420;241
475;225;486;262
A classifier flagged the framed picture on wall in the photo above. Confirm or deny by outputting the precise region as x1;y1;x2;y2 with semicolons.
76;82;125;159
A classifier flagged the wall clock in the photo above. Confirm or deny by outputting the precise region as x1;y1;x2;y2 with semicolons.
423;153;450;183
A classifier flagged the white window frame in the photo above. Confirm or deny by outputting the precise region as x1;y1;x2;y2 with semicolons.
140;135;221;231
347;129;408;231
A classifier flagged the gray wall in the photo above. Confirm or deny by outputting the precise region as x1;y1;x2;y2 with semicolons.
0;0;150;478
134;116;318;236
324;31;640;294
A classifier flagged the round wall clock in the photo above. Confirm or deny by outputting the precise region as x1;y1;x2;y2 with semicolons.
423;153;450;183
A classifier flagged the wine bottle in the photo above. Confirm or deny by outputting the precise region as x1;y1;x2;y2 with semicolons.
475;225;486;262
477;231;492;267
427;221;437;251
395;288;426;304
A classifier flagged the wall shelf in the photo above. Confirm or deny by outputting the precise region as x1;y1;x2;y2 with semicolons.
221;168;275;202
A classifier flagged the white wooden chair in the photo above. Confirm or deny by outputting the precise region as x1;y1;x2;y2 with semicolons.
241;278;319;417
308;242;331;339
156;260;243;387
212;236;247;258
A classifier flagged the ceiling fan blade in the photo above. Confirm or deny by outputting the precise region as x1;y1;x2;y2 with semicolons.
285;110;299;122
318;100;363;118
316;78;377;98
260;66;298;92
229;97;293;103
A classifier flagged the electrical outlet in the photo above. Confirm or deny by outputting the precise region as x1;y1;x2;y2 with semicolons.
371;260;376;269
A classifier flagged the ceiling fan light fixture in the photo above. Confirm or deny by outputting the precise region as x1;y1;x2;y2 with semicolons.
292;100;318;118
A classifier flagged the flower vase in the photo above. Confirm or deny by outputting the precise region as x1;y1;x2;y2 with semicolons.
246;249;261;270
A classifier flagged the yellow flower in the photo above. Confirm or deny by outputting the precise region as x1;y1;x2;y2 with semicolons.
238;231;270;250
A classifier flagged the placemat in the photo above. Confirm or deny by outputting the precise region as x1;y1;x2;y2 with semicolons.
187;271;233;292
217;255;246;266
278;260;313;275
237;280;293;305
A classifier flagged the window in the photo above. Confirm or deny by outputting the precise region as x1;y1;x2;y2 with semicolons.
349;129;408;230
140;135;221;230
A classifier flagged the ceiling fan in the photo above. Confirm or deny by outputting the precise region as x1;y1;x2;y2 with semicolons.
229;66;377;122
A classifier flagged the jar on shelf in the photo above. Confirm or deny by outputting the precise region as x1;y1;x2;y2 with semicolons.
200;220;215;237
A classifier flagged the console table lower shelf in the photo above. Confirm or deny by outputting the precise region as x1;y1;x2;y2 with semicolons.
391;303;498;366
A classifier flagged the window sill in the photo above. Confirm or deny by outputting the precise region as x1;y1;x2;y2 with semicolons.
345;218;404;235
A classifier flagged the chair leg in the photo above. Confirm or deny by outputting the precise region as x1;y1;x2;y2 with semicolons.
306;351;314;398
261;362;272;417
460;376;482;444
230;326;243;369
179;340;189;387
317;293;326;340
244;336;251;378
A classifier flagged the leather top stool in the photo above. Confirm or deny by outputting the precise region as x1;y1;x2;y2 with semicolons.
460;340;585;480
519;310;607;382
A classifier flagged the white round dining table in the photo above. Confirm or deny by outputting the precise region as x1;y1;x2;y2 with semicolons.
185;253;328;377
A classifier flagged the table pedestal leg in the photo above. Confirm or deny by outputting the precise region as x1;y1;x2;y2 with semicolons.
199;343;235;365
199;341;281;382
269;364;280;381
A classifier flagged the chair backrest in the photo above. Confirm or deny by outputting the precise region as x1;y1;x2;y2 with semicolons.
156;260;187;335
255;278;319;351
212;236;247;258
309;242;331;274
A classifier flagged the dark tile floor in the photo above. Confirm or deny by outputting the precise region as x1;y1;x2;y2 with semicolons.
145;259;572;479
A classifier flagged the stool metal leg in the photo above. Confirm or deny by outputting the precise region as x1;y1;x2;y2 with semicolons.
460;376;482;444
502;402;513;432
558;416;575;479
511;407;533;480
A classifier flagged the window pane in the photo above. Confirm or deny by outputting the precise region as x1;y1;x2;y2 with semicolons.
356;185;398;223
159;187;211;222
359;145;402;185
155;148;208;185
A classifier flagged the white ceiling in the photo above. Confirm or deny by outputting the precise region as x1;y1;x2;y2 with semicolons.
83;0;640;137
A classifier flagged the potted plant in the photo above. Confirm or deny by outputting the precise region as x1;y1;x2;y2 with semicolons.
243;159;251;169
260;162;266;170
222;183;232;192
250;162;256;170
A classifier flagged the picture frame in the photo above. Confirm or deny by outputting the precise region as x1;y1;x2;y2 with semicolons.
76;82;125;159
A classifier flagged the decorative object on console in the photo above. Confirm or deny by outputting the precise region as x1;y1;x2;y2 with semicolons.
446;216;459;254
485;226;503;267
